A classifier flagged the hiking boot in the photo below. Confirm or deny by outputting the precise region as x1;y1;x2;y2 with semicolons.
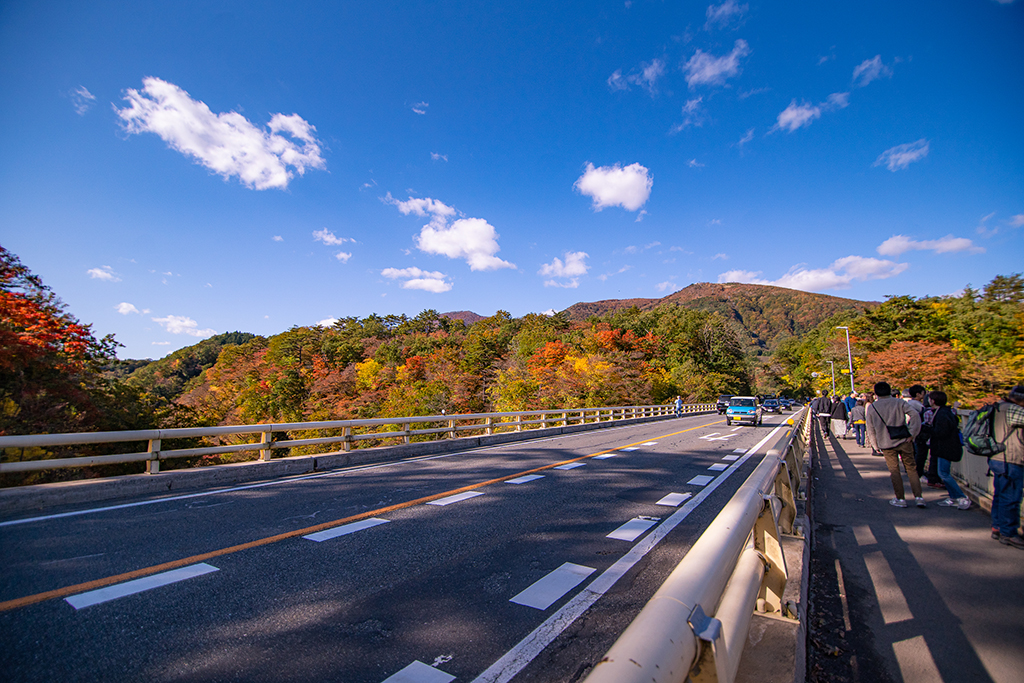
937;498;958;507
915;497;927;508
957;498;972;510
889;498;907;508
998;534;1024;549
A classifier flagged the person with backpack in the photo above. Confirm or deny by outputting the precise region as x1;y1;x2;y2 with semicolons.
928;391;971;510
990;385;1024;549
813;391;832;436
866;381;924;508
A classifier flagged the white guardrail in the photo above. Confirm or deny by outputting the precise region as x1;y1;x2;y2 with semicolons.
0;403;714;475
584;407;812;683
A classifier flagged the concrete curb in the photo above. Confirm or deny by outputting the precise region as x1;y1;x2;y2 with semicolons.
0;412;702;516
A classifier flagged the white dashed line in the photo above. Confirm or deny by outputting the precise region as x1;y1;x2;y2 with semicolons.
641;442;658;446
506;475;545;485
620;447;640;452
687;475;715;486
304;517;389;542
722;455;741;461
510;562;596;610
427;491;484;506
655;492;693;507
65;563;219;610
554;463;586;470
708;463;729;471
381;660;456;683
732;426;742;431
733;448;746;453
607;517;659;542
593;453;619;460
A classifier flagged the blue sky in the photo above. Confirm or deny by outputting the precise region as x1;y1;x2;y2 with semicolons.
1;0;1021;359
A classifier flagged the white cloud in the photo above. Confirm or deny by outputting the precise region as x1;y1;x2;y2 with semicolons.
607;59;666;94
115;302;144;315
313;228;354;246
71;86;96;115
852;55;893;87
317;317;339;327
416;216;514;271
712;253;728;260
272;235;284;242
116;77;325;190
431;152;448;161
705;1;748;29
412;102;429;115
88;266;120;282
1010;215;1024;227
656;281;682;293
719;255;908;291
540;251;589;289
152;341;171;346
874;139;929;171
574;162;653;212
152;314;216;337
737;128;754;147
683;39;750;88
823;92;850;110
876;234;984;256
774;101;821;132
670;97;707;133
688;159;705;168
335;251;353;262
381;266;452;293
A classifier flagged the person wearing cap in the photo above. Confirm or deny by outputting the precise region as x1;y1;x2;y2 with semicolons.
991;385;1024;549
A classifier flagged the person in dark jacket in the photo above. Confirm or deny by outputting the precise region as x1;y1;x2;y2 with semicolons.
830;395;849;439
813;391;832;436
929;391;970;510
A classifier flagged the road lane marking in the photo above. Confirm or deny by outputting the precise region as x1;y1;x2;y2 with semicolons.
510;563;596;610
733;448;746;453
708;463;729;471
607;517;659;542
593;453;619;459
641;442;658;446
0;419;727;612
65;563;218;610
732;426;742;431
303;517;389;542
655;492;692;507
471;422;787;683
506;474;545;485
620;446;640;451
382;660;456;683
554;463;585;470
687;475;715;486
428;491;484;506
722;455;741;461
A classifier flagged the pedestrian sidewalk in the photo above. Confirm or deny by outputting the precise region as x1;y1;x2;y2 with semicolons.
806;426;1024;683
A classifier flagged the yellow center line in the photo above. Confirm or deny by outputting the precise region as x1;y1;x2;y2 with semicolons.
0;418;724;612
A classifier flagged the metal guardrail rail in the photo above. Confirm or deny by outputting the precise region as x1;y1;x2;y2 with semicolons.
0;402;713;475
584;407;812;683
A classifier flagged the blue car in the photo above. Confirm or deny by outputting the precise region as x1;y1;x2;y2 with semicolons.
726;396;763;426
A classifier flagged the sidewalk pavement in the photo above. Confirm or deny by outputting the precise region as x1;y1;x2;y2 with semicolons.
806;424;1024;683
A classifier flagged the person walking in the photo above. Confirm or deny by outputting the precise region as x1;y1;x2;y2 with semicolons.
866;381;924;508
849;398;867;447
813;391;832;436
674;395;682;417
990;385;1024;549
842;391;857;438
928;391;971;510
907;384;930;479
830;394;849;440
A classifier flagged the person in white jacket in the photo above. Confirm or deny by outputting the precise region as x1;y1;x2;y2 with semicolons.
866;381;924;508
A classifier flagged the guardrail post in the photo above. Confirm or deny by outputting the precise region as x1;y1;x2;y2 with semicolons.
516;414;522;432
486;416;494;435
561;411;567;427
259;430;273;462
402;420;411;444
342;426;352;452
146;438;160;474
448;419;455;439
753;496;788;614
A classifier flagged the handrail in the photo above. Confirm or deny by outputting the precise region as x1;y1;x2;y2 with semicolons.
0;402;715;475
584;407;812;683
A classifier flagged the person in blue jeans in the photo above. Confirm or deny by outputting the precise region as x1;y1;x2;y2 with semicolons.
928;391;971;510
849;398;867;446
991;385;1024;548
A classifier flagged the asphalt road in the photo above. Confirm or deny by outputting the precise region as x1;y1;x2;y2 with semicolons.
1;412;793;683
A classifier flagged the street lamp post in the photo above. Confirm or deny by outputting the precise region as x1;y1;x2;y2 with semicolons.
826;360;836;396
835;325;855;393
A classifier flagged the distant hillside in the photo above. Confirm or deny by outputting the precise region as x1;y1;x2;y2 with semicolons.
442;310;486;325
564;282;874;351
123;331;259;399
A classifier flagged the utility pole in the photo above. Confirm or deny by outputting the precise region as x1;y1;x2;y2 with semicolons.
835;326;855;393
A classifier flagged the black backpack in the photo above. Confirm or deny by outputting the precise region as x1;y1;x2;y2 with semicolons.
962;403;1006;457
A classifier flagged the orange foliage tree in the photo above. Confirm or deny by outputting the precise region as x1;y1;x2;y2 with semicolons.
858;341;959;391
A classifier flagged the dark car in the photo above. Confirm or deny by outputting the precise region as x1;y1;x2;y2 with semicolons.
716;394;733;414
763;399;782;414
